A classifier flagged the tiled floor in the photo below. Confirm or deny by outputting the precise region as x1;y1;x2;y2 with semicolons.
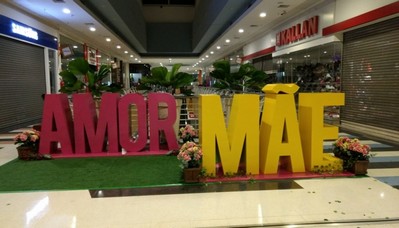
0;128;399;227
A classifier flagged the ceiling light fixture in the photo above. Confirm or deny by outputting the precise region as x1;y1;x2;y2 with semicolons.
238;29;244;33
130;55;133;58
260;12;267;17
105;37;111;42
210;51;214;54
89;27;96;32
217;46;221;49
225;39;230;43
116;45;121;49
124;51;128;54
62;8;71;14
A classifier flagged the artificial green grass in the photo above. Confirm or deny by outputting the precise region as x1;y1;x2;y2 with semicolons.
0;156;183;192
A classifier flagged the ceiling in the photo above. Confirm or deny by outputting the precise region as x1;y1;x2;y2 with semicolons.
5;0;325;72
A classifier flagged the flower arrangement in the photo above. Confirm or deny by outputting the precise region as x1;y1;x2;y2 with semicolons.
332;136;372;170
14;129;40;150
178;124;197;143
177;141;203;168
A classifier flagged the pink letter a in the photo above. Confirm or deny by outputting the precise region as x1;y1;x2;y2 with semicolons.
39;94;74;154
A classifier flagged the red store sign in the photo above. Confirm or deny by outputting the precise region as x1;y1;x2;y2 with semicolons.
276;16;319;47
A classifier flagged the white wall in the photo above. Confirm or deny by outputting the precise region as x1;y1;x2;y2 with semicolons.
334;0;398;23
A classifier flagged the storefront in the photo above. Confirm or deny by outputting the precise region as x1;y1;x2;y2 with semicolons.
337;17;399;139
0;13;58;132
242;0;399;142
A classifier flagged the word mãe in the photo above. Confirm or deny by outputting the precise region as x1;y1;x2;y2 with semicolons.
39;84;345;175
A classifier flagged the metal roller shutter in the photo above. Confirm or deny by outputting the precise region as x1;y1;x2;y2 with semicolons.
341;17;399;132
0;36;46;132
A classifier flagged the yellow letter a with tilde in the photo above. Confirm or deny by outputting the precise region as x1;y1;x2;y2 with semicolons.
260;84;305;174
199;94;259;176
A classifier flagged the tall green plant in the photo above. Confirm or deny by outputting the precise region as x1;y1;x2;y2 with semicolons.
210;60;269;92
140;63;195;95
59;58;122;97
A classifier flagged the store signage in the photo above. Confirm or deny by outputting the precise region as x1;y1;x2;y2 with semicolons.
11;22;38;40
276;16;319;47
0;14;58;49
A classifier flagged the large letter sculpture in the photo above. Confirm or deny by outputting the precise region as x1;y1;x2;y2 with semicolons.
298;93;345;171
39;94;74;154
200;94;259;175
73;93;120;153
118;93;148;152
148;93;179;151
260;84;305;174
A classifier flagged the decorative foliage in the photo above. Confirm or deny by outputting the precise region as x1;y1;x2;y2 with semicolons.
59;58;123;97
14;129;40;150
139;63;195;95
332;136;373;170
177;141;202;168
178;124;197;143
210;60;270;92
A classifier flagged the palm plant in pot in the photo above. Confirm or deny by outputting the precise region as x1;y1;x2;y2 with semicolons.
59;58;123;97
210;60;270;93
139;63;195;95
139;63;196;138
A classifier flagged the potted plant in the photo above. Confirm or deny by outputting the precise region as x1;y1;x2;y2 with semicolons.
139;63;195;95
178;124;197;143
332;136;373;174
177;141;203;182
140;64;195;138
14;129;40;160
59;58;123;97
210;60;269;93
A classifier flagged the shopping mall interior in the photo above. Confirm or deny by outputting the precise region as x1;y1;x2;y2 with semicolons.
0;0;398;227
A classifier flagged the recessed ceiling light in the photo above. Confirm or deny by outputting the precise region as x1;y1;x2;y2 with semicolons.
89;27;96;32
124;51;128;54
217;46;221;49
210;51;214;54
105;37;111;42
62;8;71;14
260;12;267;17
202;58;205;60
135;58;138;61
238;29;244;33
73;45;78;49
206;55;209;58
138;60;141;63
130;55;134;58
116;45;121;49
225;39;230;43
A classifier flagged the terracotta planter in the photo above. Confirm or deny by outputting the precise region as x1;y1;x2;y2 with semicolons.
183;167;201;183
350;160;369;175
17;146;38;160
